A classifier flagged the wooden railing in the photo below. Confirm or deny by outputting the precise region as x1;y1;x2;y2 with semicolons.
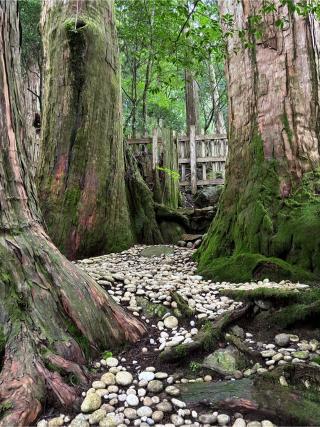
127;125;228;193
177;125;228;193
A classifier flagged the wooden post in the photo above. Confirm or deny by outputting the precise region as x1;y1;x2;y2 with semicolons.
152;127;158;170
201;139;206;181
190;124;197;194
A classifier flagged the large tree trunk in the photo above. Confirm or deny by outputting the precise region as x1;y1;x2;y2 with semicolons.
0;2;145;425
37;0;134;259
196;1;320;282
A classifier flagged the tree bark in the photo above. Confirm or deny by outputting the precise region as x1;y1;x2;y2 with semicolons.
37;0;134;259
185;69;200;134
196;1;320;281
0;2;145;425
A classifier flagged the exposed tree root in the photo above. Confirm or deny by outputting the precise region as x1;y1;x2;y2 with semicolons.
160;304;251;362
0;230;146;426
225;333;262;361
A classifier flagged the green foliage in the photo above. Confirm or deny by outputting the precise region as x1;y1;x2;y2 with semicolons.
189;360;201;373
102;351;113;360
116;0;226;135
19;0;42;72
156;166;180;181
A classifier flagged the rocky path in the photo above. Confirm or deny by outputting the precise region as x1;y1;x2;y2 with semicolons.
39;245;318;427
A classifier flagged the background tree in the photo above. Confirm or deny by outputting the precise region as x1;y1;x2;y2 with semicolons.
37;0;135;259
0;2;145;425
196;0;320;282
117;0;226;136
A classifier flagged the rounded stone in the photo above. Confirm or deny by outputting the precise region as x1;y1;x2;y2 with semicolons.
126;394;139;406
137;406;153;418
164;316;178;329
232;419;246;427
101;373;116;386
106;357;119;368
152;411;164;422
139;371;155;382
147;380;164;393
81;392;102;413
165;386;180;396
116;371;133;386
156;401;172;412
217;414;230;426
274;333;290;347
124;408;137;420
199;414;217;424
170;414;184;426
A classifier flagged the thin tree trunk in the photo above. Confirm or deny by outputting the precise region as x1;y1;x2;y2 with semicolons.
37;0;134;259
0;2;145;425
197;1;320;281
209;63;226;135
185;69;201;134
131;57;138;138
142;54;152;136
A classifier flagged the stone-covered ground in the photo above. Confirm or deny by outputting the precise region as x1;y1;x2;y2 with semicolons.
38;246;319;427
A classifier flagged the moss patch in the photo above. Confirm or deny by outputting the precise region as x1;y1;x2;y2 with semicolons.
196;127;320;282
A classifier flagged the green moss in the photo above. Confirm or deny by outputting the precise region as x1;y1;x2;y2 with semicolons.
0;327;5;355
0;401;13;419
196;126;320;282
136;296;169;318
312;356;320;365
281;113;293;143
159;221;184;244
66;320;91;359
198;252;314;282
220;287;301;303
270;300;320;328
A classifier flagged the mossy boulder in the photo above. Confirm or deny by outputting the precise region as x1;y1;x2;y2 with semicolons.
159;221;184;244
202;345;247;375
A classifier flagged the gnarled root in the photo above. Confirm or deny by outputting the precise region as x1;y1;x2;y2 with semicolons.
0;229;146;426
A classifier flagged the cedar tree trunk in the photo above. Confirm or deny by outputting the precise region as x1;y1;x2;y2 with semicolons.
196;1;320;282
0;2;145;425
37;0;134;259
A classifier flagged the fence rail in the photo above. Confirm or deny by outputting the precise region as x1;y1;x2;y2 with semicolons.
126;125;228;193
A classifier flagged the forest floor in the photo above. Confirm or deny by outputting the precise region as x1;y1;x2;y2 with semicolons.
39;245;320;427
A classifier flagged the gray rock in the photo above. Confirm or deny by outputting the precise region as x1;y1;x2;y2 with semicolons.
89;409;107;425
217;414;230;426
139;371;155;382
165;385;180;396
152;411;164;422
137;406;153;417
164;316;178;329
274;333;290;347
126;394;139;406
116;371;133;386
81;392;102;413
156;401;173;412
199;414;217;424
170;414;184;426
202;345;246;375
147;380;164;393
124;408;137;420
232;419;246;427
230;325;245;339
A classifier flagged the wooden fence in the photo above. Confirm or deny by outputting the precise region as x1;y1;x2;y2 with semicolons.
177;125;228;193
127;124;228;194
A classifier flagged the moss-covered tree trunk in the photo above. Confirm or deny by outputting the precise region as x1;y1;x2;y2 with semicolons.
161;129;181;210
0;3;145;425
196;1;320;282
37;0;134;259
